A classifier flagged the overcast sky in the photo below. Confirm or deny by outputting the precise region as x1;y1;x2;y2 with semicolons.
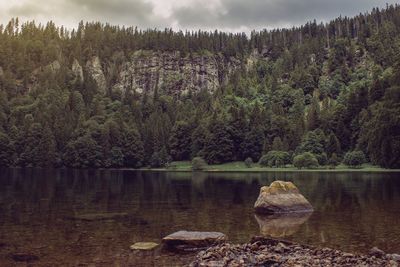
0;0;398;32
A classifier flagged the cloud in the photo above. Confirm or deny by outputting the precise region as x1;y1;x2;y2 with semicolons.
172;0;399;31
4;0;165;29
1;0;398;32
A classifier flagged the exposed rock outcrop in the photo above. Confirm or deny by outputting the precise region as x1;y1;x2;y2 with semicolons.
254;181;313;214
162;230;227;251
86;56;107;94
72;59;84;84
112;50;241;97
47;60;61;73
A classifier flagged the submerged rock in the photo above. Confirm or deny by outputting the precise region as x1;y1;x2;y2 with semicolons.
67;212;128;221
255;212;312;238
162;230;226;251
130;242;159;251
254;181;313;214
11;253;39;262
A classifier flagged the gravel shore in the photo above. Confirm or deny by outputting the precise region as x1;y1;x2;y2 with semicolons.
190;237;400;267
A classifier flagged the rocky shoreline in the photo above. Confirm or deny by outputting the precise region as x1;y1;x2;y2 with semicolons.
190;237;400;267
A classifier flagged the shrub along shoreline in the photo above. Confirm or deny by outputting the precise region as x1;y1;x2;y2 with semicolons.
134;161;400;172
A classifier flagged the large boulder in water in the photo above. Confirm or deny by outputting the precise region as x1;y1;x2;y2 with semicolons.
254;181;313;214
162;230;226;251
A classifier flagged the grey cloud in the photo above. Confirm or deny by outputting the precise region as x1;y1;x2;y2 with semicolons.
173;0;399;30
7;0;164;28
3;0;399;31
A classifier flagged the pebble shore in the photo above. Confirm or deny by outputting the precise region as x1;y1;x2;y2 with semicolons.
190;237;400;267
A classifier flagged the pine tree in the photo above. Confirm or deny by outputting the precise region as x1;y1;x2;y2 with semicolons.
326;132;342;157
0;132;14;166
169;121;192;161
203;117;234;164
122;127;145;168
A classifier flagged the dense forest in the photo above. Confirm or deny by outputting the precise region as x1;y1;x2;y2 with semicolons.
0;5;399;169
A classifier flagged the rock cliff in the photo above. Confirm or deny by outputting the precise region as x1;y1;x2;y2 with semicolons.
111;50;242;97
86;56;107;94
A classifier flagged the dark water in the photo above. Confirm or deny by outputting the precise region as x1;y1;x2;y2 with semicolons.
0;169;399;266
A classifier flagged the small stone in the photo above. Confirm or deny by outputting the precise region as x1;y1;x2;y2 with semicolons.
129;242;159;250
369;247;385;258
274;242;289;253
388;254;400;262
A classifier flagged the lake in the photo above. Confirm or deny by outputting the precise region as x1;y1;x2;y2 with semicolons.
0;169;399;266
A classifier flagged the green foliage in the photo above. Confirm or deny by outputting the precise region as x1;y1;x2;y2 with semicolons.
293;152;319;169
343;151;366;168
241;126;264;162
296;130;327;165
326;133;341;157
149;146;170;168
191;124;207;158
63;135;103;168
244;157;253;168
358;85;400;168
169;121;192;161
259;151;290;167
203;117;234;164
108;147;124;167
328;153;340;169
17;123;56;167
191;157;208;171
0;132;14;166
122;128;144;168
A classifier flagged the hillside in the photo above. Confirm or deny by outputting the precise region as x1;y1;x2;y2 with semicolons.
0;5;399;168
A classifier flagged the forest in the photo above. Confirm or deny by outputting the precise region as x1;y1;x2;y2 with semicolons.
0;4;399;169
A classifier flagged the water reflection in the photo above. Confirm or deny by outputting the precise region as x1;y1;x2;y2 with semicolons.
255;212;312;238
0;169;399;266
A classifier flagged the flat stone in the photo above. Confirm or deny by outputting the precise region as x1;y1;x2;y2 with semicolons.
254;181;313;214
130;242;159;250
162;230;227;250
67;212;128;221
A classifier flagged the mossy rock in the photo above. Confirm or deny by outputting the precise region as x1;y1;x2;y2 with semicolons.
255;181;313;214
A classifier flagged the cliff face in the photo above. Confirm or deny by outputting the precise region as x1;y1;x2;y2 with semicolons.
110;51;242;97
86;56;107;94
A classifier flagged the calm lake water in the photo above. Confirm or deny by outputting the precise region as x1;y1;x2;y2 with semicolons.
0;169;399;266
